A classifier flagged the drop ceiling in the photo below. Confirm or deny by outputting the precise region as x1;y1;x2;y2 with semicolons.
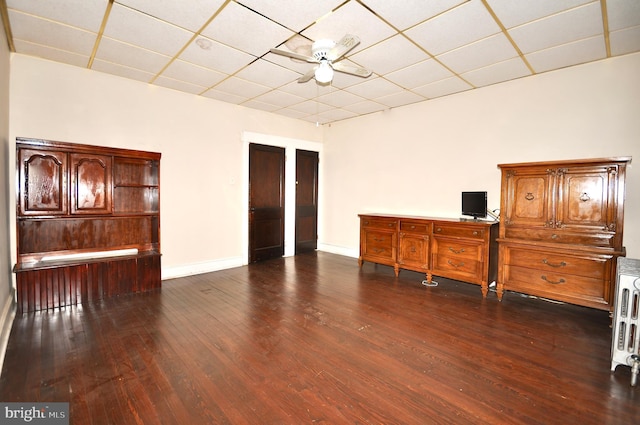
2;0;639;124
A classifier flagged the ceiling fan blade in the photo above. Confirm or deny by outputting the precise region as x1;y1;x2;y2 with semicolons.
327;34;360;61
331;62;372;78
297;68;316;83
269;48;317;63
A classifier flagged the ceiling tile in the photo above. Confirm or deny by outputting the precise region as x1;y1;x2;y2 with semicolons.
606;0;640;31
341;100;387;115
241;99;282;112
104;3;194;56
360;0;467;30
525;36;606;73
412;76;473;99
179;36;256;75
301;1;396;53
235;0;344;32
277;80;337;99
374;90;426;108
162;59;227;88
610;26;640;56
460;57;531;87
213;76;272;99
405;0;501;55
91;59;155;82
7;0;109;32
317;108;358;122
94;36;171;74
13;40;89;68
154;76;207;94
344;78;404;99
201;1;294;56
486;0;593;29
272;108;311;120
508;2;603;54
350;34;430;75
384;59;454;89
116;0;227;32
9;10;97;56
436;33;518;75
201;89;247;104
252;90;306;108
234;59;302;88
316;90;366;108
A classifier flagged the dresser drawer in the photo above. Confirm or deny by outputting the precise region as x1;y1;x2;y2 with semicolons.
400;221;429;233
361;217;398;230
362;229;395;261
434;224;485;239
432;237;482;260
506;247;607;280
504;227;614;248
503;265;607;303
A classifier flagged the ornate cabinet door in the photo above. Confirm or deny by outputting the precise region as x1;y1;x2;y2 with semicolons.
70;153;113;214
398;220;430;271
556;164;618;233
18;148;68;216
502;166;555;229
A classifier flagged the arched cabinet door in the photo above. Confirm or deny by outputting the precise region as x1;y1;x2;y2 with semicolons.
70;153;113;215
19;148;68;216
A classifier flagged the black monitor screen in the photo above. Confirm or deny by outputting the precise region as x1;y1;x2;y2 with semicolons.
462;191;487;219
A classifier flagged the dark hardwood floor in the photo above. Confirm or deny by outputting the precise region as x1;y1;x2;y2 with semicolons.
1;251;638;424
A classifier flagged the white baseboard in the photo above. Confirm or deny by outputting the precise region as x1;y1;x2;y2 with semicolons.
161;247;358;281
0;291;16;375
317;243;359;259
161;256;245;280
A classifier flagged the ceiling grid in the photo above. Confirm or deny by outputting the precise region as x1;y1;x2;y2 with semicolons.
1;0;638;124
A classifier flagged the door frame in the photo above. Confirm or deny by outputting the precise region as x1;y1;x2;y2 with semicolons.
241;132;322;264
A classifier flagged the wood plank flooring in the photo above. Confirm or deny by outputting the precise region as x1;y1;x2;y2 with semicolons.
1;251;638;424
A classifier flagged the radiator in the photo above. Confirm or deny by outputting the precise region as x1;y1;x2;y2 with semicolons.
611;257;640;385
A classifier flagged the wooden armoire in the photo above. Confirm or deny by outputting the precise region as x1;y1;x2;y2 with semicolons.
496;157;630;311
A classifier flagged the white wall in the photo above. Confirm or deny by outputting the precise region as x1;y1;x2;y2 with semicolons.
8;54;322;279
321;53;640;259
0;19;15;370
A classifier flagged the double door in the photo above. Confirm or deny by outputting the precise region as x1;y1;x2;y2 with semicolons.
248;144;319;263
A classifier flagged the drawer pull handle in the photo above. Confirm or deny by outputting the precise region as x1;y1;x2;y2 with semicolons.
542;259;566;268
448;247;465;254
373;248;385;254
373;237;385;242
388;223;394;227
447;260;465;268
472;231;479;236
436;228;442;232
525;192;535;201
580;192;590;202
541;275;565;285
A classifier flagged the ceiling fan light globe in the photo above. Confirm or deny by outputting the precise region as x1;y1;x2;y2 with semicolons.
315;61;334;83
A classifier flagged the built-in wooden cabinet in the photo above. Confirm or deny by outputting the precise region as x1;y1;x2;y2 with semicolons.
14;138;162;313
497;157;630;311
359;214;498;296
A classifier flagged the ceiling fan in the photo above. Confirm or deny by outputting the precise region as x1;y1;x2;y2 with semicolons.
270;34;372;84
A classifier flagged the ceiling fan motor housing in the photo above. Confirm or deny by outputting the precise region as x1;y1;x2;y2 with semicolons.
312;39;336;61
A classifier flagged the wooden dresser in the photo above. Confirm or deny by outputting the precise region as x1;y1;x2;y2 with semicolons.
359;214;498;296
14;138;162;313
496;157;630;311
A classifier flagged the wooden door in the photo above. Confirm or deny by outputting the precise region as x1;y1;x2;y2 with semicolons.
249;143;285;263
295;149;319;254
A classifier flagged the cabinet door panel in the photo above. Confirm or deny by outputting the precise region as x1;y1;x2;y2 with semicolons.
70;153;113;214
398;232;429;270
503;169;554;228
362;229;396;264
19;149;68;215
556;165;616;232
